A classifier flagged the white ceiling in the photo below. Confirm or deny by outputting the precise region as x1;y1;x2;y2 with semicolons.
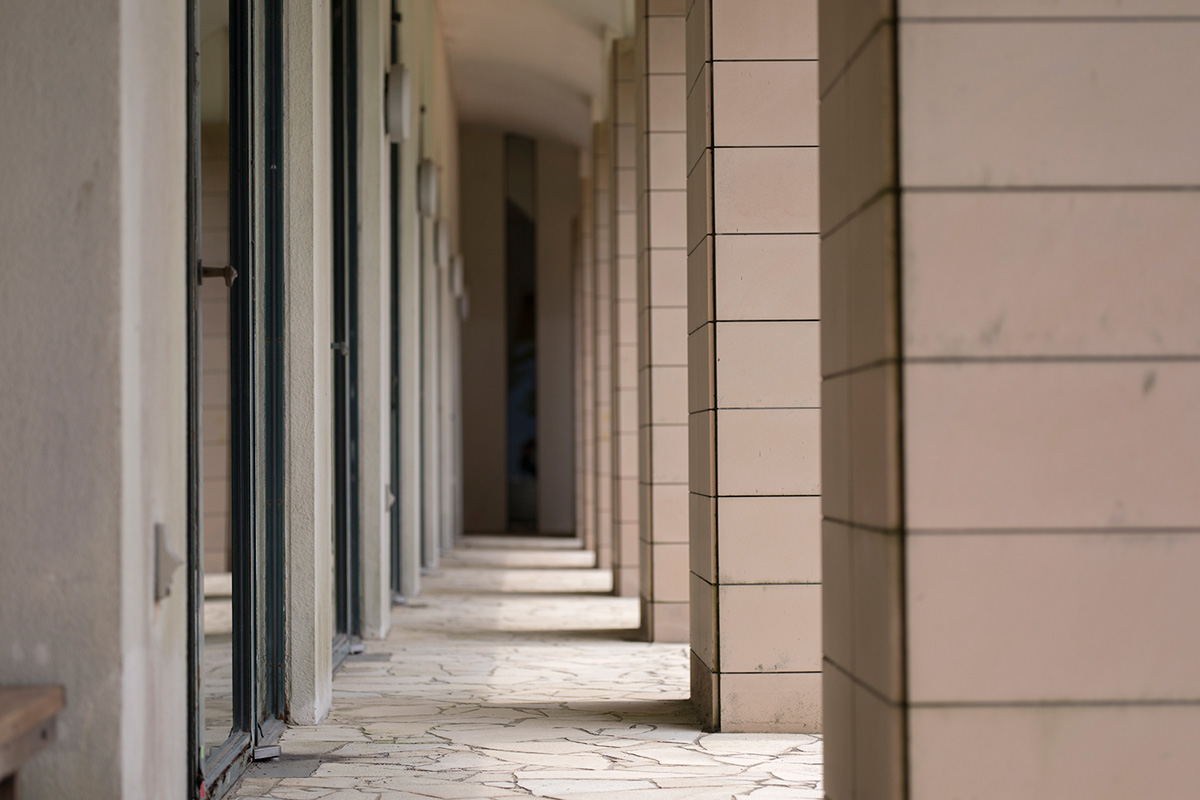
437;0;633;146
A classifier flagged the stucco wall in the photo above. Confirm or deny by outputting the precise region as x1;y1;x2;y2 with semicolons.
357;0;393;640
119;2;190;793
0;1;189;796
394;0;461;586
283;0;334;726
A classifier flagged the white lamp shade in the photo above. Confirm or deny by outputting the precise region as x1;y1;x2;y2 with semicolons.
385;64;411;143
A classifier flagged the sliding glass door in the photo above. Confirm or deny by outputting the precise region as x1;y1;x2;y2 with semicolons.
186;0;284;796
331;0;363;664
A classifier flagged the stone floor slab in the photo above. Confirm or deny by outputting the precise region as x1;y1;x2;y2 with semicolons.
229;538;822;799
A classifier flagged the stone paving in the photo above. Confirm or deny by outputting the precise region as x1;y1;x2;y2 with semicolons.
229;536;823;800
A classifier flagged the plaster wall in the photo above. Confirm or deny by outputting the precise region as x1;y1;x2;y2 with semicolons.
118;4;190;794
407;0;460;568
431;16;462;552
420;213;441;566
282;0;334;725
0;1;189;795
395;0;425;596
357;0;393;640
440;268;463;547
427;12;463;554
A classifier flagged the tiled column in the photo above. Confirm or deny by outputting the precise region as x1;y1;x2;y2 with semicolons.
610;39;641;597
821;4;1200;798
579;173;597;553
592;123;614;569
636;1;689;642
686;0;822;733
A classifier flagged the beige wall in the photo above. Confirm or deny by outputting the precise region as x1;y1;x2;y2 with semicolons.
687;0;823;733
417;0;463;568
0;1;189;796
394;0;424;593
282;0;335;726
635;0;690;643
391;0;461;579
460;125;508;532
459;125;581;535
0;0;459;793
537;138;582;534
821;2;1200;797
357;0;393;639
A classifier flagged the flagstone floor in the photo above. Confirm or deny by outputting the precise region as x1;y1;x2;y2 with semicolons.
228;535;823;800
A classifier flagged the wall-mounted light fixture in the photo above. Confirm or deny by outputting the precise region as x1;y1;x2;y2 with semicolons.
418;158;438;218
385;63;411;143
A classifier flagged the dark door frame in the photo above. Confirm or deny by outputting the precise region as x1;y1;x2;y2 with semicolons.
331;0;363;665
186;1;285;796
262;0;287;733
388;1;404;597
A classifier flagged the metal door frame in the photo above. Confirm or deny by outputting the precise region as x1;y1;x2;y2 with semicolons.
331;0;363;666
186;1;285;795
388;1;404;598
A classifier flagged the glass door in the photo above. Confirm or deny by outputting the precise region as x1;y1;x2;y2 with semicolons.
331;0;362;665
388;0;404;600
187;0;284;796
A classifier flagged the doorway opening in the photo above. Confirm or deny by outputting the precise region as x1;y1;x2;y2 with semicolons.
186;0;285;795
505;134;538;530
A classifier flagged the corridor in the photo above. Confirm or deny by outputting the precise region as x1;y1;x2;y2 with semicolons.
229;537;824;800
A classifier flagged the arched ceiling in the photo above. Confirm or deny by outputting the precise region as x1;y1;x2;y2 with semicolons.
437;0;634;146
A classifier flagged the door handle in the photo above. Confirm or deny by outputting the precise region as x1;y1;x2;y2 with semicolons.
199;261;238;287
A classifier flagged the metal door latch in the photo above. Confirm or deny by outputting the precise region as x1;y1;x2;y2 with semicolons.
331;341;350;356
199;261;238;287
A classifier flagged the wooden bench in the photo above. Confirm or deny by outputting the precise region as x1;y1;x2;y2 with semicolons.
0;686;65;800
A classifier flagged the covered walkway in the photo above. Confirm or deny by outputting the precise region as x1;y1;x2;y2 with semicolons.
229;537;823;800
